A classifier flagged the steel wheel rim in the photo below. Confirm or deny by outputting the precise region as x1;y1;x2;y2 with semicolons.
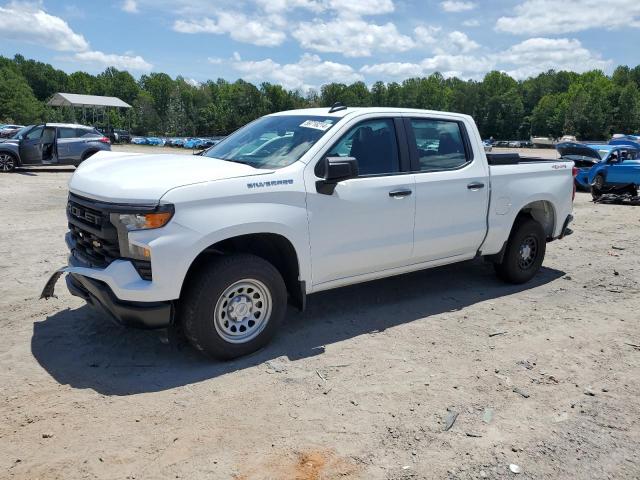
518;235;538;270
213;278;272;344
0;154;14;171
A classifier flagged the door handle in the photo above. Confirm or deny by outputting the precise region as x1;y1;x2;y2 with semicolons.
467;182;485;190
389;189;412;198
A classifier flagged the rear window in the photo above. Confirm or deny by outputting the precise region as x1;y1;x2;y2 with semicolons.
58;127;77;139
409;119;470;171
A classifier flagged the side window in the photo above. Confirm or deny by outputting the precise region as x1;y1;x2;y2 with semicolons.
58;128;77;139
25;126;44;140
327;119;400;176
410;119;469;172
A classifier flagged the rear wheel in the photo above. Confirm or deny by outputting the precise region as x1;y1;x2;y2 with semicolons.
494;218;546;284
180;254;287;360
0;152;17;172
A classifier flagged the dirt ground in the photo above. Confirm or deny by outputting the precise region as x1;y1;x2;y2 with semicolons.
0;149;638;480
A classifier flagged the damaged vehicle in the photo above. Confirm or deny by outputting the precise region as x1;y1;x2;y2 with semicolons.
557;141;640;197
42;106;576;360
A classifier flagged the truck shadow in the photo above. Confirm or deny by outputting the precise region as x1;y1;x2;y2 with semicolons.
31;260;564;396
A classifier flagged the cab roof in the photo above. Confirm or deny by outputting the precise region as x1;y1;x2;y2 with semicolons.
268;107;472;120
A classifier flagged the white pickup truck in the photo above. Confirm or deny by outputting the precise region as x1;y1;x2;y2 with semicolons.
42;106;575;359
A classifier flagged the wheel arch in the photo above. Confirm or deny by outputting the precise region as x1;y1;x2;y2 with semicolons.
486;199;556;264
0;148;20;166
180;231;306;311
516;199;556;240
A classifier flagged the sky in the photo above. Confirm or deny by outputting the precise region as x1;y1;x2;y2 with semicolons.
0;0;638;91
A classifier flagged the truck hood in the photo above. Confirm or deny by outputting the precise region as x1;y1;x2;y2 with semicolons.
69;151;271;203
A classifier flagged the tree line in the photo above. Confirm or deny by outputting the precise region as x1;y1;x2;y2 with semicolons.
1;54;640;140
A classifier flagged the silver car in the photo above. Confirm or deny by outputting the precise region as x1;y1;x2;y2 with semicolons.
0;123;111;172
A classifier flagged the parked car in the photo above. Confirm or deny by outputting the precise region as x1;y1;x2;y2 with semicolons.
556;142;605;190
42;107;575;359
0;124;24;138
107;128;131;144
557;141;640;194
0;123;111;172
588;143;640;199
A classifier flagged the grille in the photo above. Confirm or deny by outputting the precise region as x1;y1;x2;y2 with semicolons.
67;194;153;280
67;196;119;268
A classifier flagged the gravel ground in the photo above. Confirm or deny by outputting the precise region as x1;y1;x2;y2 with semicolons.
0;150;638;480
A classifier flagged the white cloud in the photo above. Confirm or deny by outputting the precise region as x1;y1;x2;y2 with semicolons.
444;31;480;53
254;0;324;13
413;25;441;45
122;0;139;13
413;26;480;54
0;1;89;51
74;50;153;71
0;1;153;72
184;78;201;87
173;12;286;46
208;57;224;64
327;0;395;16
231;52;363;90
292;17;414;57
496;0;640;35
462;19;480;27
361;54;495;80
440;1;476;12
499;37;611;79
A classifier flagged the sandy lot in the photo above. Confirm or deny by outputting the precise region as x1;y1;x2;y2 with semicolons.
0;151;639;479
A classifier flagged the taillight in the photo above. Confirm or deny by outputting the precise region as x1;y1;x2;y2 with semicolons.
572;166;578;201
98;136;110;144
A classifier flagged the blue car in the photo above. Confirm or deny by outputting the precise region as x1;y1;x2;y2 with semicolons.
556;142;613;190
585;144;639;201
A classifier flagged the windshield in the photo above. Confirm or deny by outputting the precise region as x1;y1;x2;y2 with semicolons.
203;115;338;169
11;125;33;139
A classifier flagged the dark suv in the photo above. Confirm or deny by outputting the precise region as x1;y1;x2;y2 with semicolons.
0;123;111;172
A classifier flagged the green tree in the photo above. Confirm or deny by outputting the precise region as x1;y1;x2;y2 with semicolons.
0;66;43;123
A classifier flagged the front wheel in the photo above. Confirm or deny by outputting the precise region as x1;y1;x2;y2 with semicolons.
180;254;287;360
591;174;605;200
494;218;546;284
0;152;17;172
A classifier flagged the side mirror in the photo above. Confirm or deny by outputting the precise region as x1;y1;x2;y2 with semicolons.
316;156;359;194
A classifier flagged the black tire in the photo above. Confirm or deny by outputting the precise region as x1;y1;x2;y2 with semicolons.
591;174;605;200
0;152;17;172
179;254;287;360
494;217;546;284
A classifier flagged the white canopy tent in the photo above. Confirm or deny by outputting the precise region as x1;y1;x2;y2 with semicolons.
47;93;132;128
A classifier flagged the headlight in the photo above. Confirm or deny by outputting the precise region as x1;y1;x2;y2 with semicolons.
116;211;173;231
110;206;174;261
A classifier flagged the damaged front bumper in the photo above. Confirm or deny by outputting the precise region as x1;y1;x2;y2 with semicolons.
41;265;172;329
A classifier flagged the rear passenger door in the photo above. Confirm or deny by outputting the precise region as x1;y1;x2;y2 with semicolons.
56;127;77;162
407;116;490;263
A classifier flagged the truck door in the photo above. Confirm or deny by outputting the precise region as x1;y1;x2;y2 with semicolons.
18;126;45;164
406;117;490;262
305;117;415;286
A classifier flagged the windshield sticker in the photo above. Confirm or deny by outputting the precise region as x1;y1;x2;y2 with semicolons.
300;120;332;131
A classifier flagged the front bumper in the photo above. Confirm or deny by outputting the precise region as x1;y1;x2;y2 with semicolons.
66;273;172;329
